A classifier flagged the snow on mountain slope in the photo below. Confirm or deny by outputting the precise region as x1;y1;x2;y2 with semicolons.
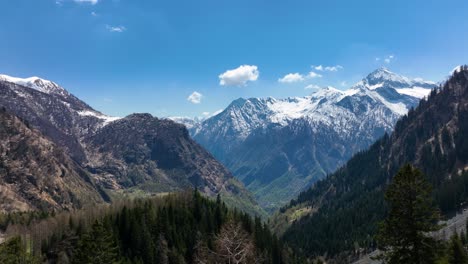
0;74;68;97
192;68;434;144
0;73;121;128
194;68;434;137
189;68;436;212
0;74;261;215
0;73;121;162
168;116;204;129
77;110;122;126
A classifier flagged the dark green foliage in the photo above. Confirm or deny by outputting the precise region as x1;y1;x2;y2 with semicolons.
448;234;468;264
73;220;121;264
0;236;40;264
376;165;441;263
35;191;291;263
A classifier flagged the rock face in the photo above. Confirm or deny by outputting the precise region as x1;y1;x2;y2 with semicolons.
0;75;119;163
188;68;435;212
84;113;246;196
279;66;468;257
0;109;106;212
0;74;259;215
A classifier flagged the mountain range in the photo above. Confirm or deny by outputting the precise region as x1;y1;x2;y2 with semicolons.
275;65;468;260
177;68;436;212
0;74;261;215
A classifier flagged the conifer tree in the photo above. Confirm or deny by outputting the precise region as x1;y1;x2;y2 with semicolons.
448;234;468;264
376;164;441;264
0;236;40;264
73;220;121;264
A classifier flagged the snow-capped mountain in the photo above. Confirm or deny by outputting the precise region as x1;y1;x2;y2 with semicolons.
189;68;436;212
0;74;120;124
0;74;67;96
168;116;204;129
0;74;121;161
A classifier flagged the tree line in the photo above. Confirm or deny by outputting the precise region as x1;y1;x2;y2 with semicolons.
0;190;303;263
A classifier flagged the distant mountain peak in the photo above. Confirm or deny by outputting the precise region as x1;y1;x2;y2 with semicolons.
452;65;468;74
0;74;67;96
364;67;411;86
348;68;435;99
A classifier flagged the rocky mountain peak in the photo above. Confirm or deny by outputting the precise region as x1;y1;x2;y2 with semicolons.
0;74;67;96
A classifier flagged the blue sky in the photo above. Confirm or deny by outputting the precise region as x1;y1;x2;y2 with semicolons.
1;0;468;118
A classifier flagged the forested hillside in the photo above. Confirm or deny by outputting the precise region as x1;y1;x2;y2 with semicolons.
0;191;300;263
277;66;468;258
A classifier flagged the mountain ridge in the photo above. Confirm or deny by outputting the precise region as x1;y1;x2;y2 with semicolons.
0;74;262;216
182;68;435;212
277;65;468;258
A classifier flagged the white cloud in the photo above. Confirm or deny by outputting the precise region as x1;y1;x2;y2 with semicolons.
219;65;259;86
313;65;343;72
187;91;203;104
106;25;126;33
375;57;381;61
308;71;322;79
91;11;98;16
278;73;304;83
305;84;320;90
202;112;210;116
74;0;98;4
324;65;343;72
384;55;395;64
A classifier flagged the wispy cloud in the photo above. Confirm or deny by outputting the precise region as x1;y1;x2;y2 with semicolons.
305;84;320;90
278;73;305;83
106;25;126;33
325;65;343;72
219;65;259;86
376;55;395;64
340;81;348;87
187;91;203;104
314;65;323;71
308;71;322;78
313;65;343;72
74;0;98;4
384;55;394;64
91;11;98;16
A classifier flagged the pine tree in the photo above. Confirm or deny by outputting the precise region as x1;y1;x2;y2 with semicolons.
376;164;441;264
0;236;40;264
73;220;121;264
448;234;468;264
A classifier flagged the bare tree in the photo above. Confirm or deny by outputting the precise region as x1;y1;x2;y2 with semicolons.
193;221;262;264
214;220;257;264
